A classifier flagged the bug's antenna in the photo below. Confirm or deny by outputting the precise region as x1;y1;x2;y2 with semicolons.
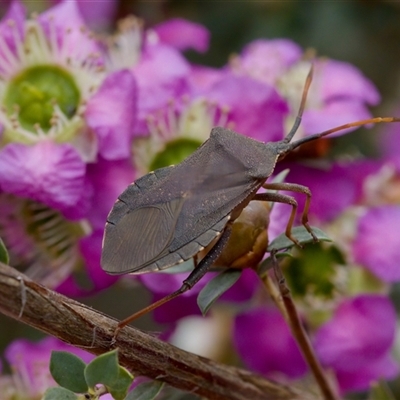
287;116;400;152
281;62;400;154
283;63;314;144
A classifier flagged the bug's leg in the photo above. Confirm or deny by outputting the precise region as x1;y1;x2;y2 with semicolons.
262;182;317;241
253;191;301;246
182;223;233;288
114;224;233;335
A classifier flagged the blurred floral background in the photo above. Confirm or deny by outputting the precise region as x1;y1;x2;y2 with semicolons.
1;0;400;399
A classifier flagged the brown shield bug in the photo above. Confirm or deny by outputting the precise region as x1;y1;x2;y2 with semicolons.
101;67;399;329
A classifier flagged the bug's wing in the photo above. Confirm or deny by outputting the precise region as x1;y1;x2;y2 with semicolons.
102;165;188;275
101;197;185;274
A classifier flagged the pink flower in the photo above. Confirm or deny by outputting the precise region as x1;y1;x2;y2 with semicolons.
314;295;398;393
57;157;135;296
154;18;210;53
0;0;137;163
230;39;302;85
352;205;400;282
0;141;85;212
301;60;380;136
278;162;360;223
233;307;308;379
229;39;380;138
85;69;137;160
204;73;288;142
3;336;93;399
132;42;191;133
51;0;118;31
0;1;137;294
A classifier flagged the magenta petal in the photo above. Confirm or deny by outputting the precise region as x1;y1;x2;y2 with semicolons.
50;0;117;30
232;39;302;85
282;163;358;222
5;337;94;397
76;0;117;30
188;65;224;93
140;272;186;295
39;0;100;59
336;353;399;393
85;157;136;229
220;269;258;302
140;271;213;296
132;43;190;131
314;295;396;370
380;112;400;159
152;291;202;324
80;230;119;291
56;231;120;297
139;271;215;323
40;0;85;28
5;336;94;366
139;271;217;323
314;295;398;392
302;99;373;136
154;18;210;53
0;141;85;211
56;230;119;297
0;0;25;49
206;74;288;141
317;60;380;105
85;70;137;160
352;205;400;281
268;202;292;242
233;307;308;379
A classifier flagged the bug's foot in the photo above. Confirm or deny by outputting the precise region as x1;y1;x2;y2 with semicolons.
308;228;319;243
302;221;319;243
287;233;303;249
110;326;121;346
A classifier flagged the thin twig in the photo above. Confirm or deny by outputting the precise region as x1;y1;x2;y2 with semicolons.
269;251;339;400
260;272;288;319
0;262;320;400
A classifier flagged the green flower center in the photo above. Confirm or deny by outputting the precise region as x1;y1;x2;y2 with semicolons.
149;138;202;170
4;65;80;133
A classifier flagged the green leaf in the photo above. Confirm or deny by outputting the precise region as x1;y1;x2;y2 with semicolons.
368;380;396;400
125;381;165;400
197;269;242;315
0;237;9;264
84;349;119;390
107;366;134;400
267;226;331;252
50;351;87;393
42;387;79;400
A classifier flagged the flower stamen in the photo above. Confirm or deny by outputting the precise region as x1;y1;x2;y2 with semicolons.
0;16;105;146
0;195;88;288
